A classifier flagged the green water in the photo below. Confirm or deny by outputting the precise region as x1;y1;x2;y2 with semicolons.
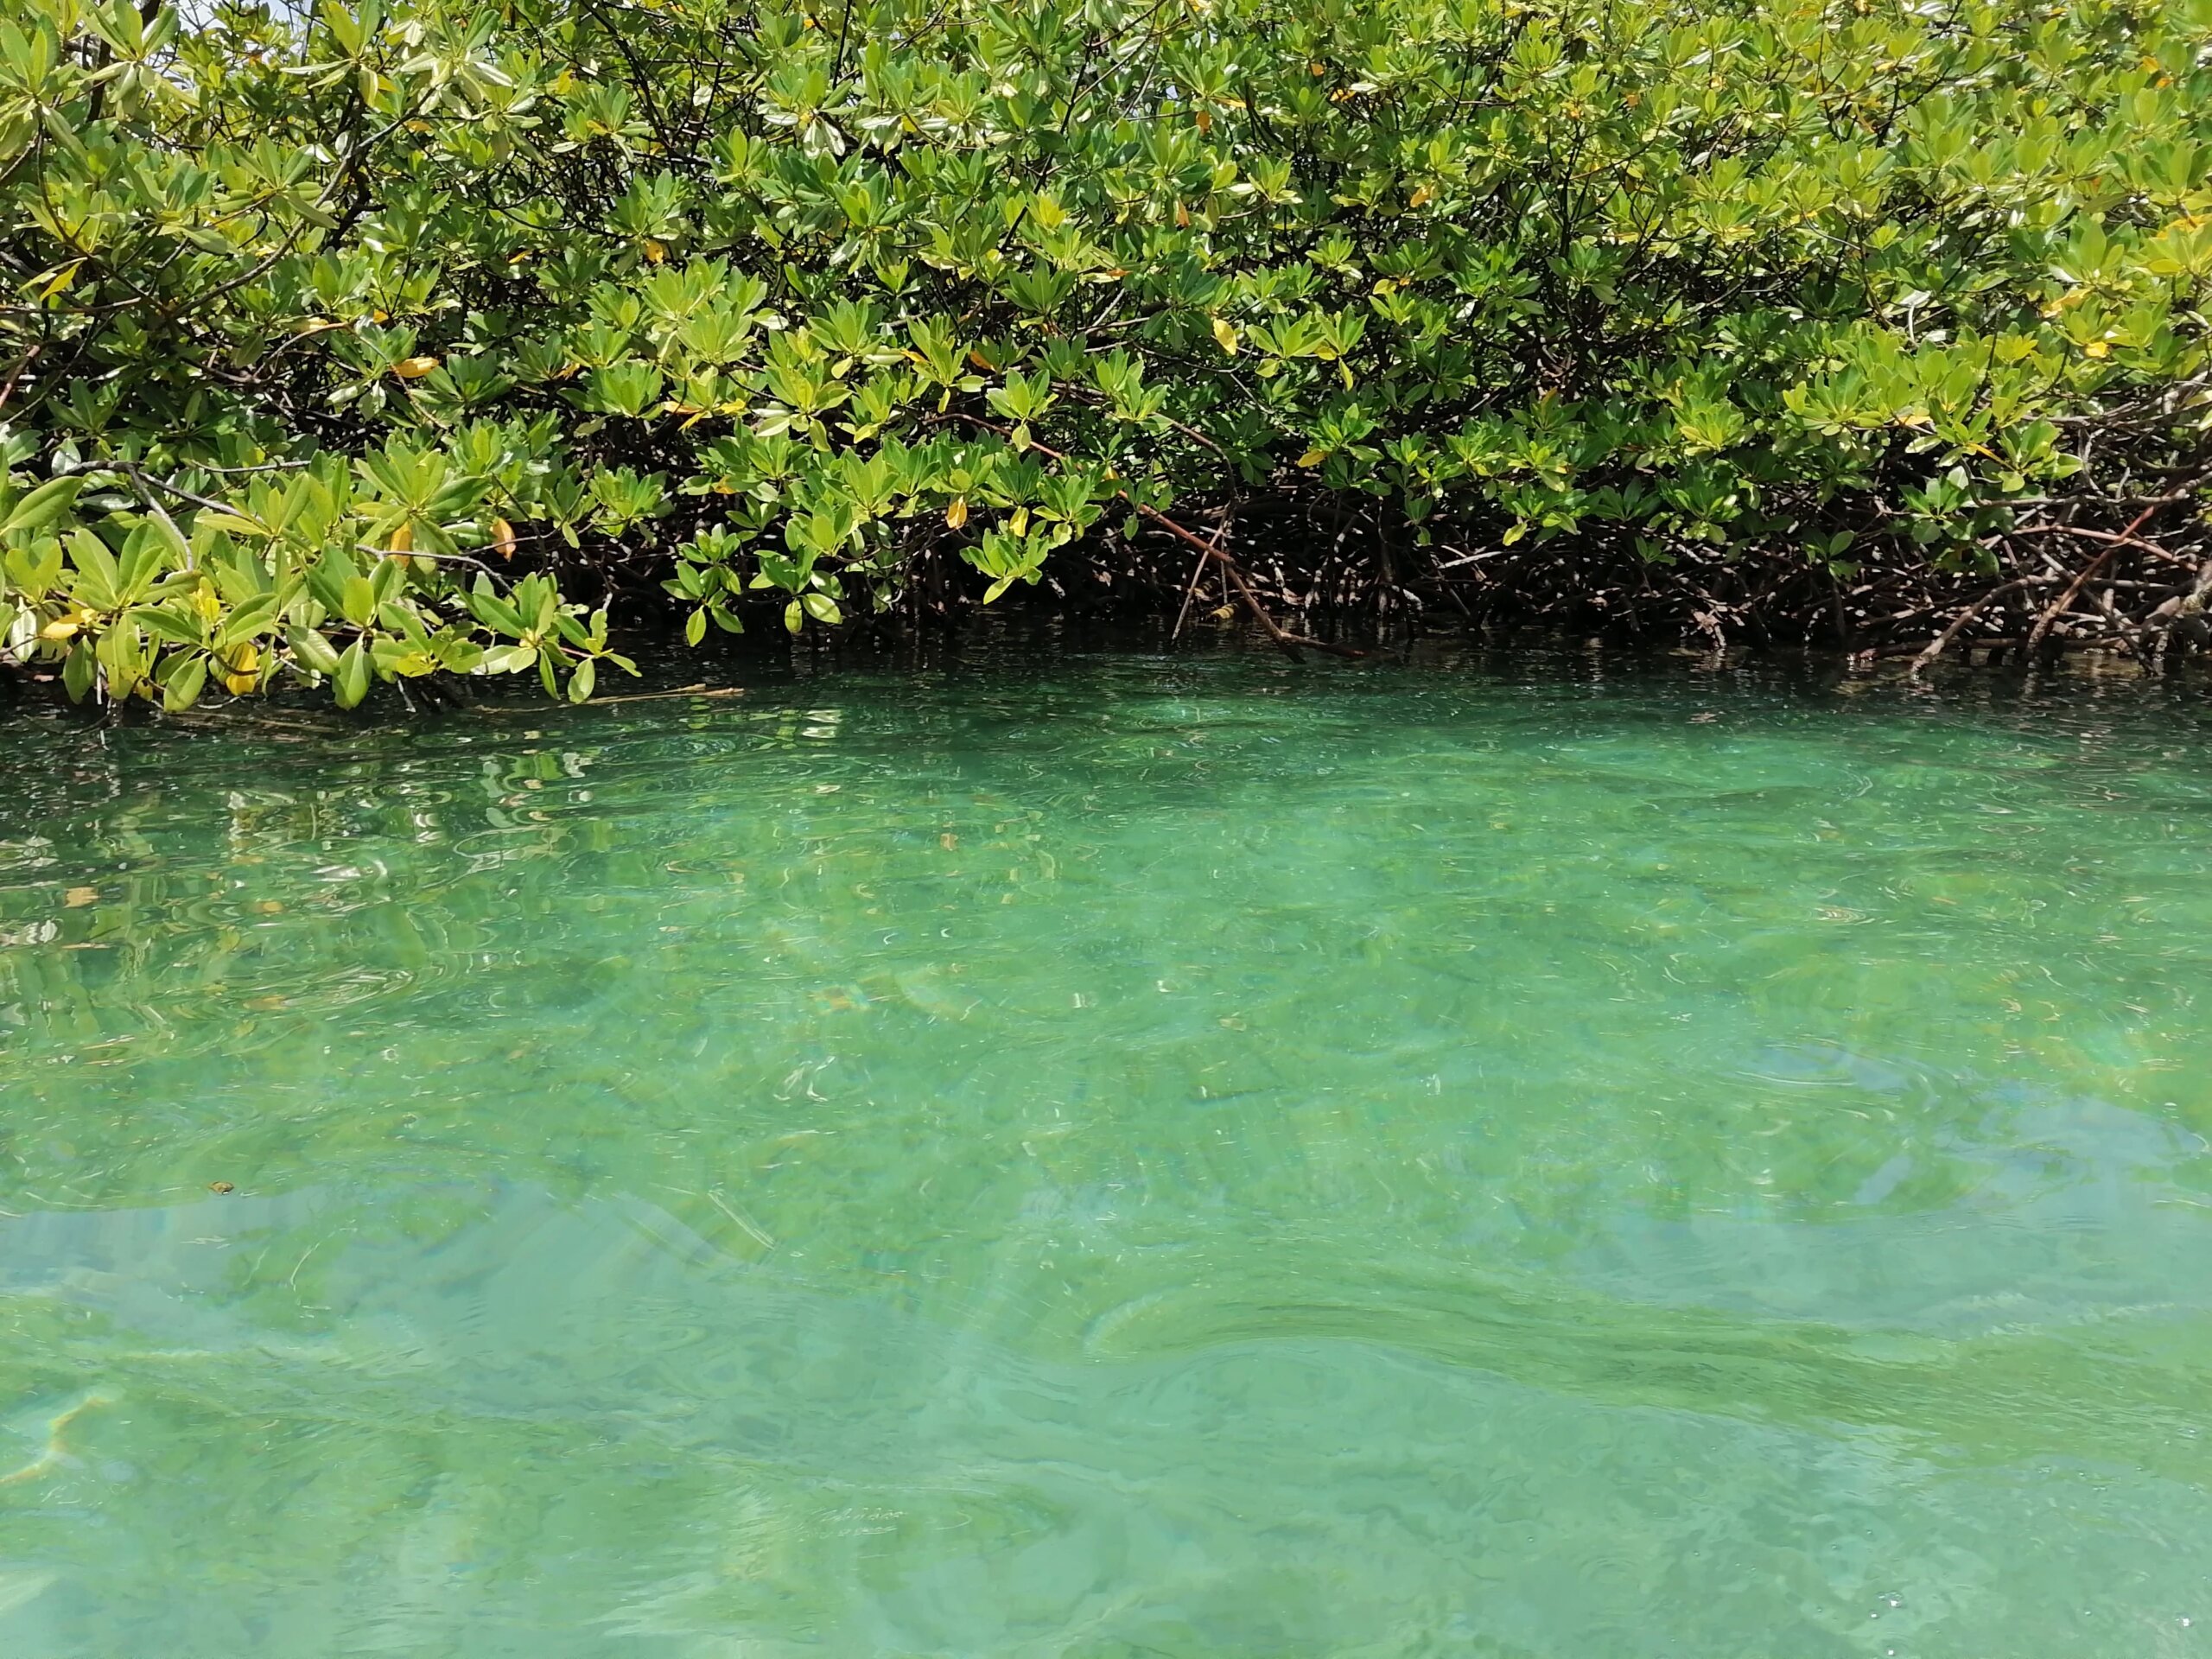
3;648;2211;1656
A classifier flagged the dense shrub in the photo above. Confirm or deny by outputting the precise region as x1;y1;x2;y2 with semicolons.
2;0;2209;706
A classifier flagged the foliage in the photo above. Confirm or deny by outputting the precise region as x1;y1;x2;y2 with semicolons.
2;0;2209;706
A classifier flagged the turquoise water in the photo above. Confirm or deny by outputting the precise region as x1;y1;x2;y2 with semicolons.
3;646;2211;1656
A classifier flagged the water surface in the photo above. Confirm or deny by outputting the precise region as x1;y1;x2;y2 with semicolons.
3;648;2210;1656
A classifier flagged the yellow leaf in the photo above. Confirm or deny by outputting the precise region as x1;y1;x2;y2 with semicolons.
223;671;257;696
2083;340;2110;358
1408;186;1433;208
1211;316;1239;355
945;498;969;529
226;643;259;675
389;521;414;554
40;261;82;299
1297;448;1327;467
39;617;79;641
488;517;517;561
391;356;440;379
1195;108;1211;133
1175;201;1192;228
644;238;667;264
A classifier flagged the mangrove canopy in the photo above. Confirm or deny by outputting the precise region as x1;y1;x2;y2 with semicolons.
2;0;2209;704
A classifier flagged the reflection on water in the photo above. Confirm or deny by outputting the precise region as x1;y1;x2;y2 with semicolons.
2;646;2211;1656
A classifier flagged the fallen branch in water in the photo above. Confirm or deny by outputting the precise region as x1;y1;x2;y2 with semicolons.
1910;578;2039;677
1133;501;1365;660
938;412;1363;661
1170;512;1228;642
2022;502;2164;657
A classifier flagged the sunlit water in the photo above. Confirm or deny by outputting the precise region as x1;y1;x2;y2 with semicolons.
3;644;2211;1656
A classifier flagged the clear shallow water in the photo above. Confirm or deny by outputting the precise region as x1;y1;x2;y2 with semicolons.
2;646;2211;1656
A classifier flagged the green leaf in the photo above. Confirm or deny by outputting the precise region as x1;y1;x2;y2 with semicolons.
567;658;596;702
217;591;282;645
306;550;352;618
61;639;96;702
162;653;207;712
66;530;119;612
340;575;377;626
3;539;62;599
289;626;343;677
468;586;525;638
132;605;205;645
334;639;371;709
3;476;82;539
192;513;273;539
